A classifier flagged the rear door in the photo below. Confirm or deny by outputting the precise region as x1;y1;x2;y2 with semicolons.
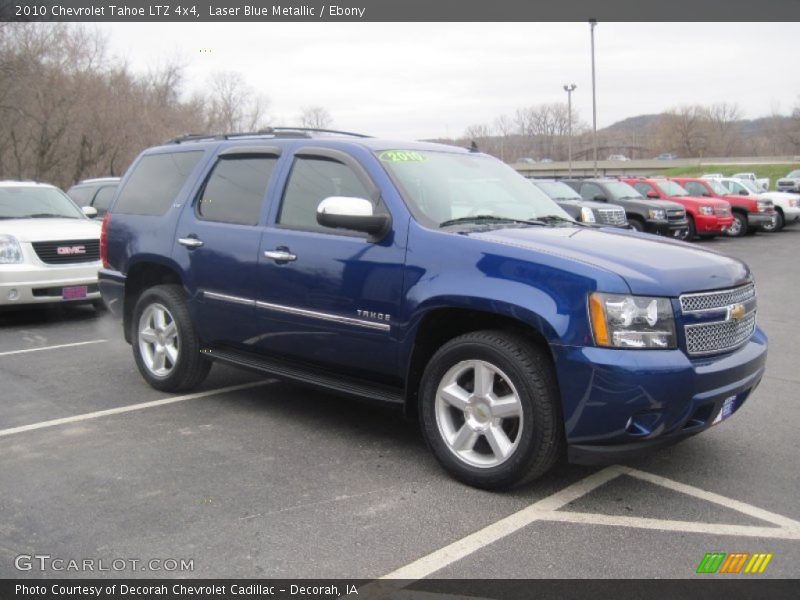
175;147;281;347
254;147;405;379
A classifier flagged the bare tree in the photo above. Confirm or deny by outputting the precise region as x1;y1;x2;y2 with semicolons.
202;71;270;133
299;106;333;129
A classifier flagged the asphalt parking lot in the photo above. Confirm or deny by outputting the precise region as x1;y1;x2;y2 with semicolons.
1;229;798;582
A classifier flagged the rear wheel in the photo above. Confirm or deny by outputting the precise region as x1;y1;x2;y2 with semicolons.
419;331;563;489
132;284;210;392
726;212;747;237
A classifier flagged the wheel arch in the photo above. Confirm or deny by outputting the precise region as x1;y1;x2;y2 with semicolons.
402;306;558;420
123;258;184;344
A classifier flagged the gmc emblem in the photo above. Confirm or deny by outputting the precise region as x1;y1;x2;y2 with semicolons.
57;245;86;255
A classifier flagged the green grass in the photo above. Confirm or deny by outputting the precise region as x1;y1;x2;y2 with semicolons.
661;164;798;189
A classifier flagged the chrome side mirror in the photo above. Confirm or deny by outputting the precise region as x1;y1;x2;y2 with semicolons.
316;196;391;239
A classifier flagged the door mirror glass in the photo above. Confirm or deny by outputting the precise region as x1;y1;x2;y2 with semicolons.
316;197;390;238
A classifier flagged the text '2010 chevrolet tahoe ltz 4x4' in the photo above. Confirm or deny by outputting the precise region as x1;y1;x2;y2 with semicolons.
99;129;768;489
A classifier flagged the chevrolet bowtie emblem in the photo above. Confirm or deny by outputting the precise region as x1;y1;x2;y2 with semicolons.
729;303;746;321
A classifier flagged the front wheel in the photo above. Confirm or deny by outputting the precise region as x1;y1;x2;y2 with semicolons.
132;284;210;392
726;212;747;237
684;215;696;241
419;331;563;489
628;218;645;232
761;210;783;232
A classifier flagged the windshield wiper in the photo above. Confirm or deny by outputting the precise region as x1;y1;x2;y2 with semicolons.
537;214;580;225
439;215;546;228
28;213;76;219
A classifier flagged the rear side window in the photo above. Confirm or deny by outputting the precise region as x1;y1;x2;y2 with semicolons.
93;185;118;211
278;156;372;232
197;156;277;226
633;182;653;197
114;151;203;216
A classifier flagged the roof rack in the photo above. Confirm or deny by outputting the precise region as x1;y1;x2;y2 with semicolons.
166;127;371;145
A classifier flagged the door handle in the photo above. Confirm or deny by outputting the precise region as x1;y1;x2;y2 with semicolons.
178;236;204;248
264;249;297;262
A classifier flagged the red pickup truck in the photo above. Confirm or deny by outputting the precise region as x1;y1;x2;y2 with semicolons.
623;177;733;240
670;177;775;237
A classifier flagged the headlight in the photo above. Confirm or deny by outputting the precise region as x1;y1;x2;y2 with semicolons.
580;206;596;223
757;200;772;212
589;292;676;349
789;199;798;208
648;208;666;220
0;235;23;264
699;206;714;215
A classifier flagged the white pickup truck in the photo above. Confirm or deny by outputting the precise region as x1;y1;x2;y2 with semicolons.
732;172;770;191
711;176;800;231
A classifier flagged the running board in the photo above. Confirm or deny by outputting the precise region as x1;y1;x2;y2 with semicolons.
204;347;404;405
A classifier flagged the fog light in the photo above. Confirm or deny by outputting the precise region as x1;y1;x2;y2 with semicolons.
8;288;19;301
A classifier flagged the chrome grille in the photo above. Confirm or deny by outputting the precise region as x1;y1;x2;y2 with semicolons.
667;209;686;222
597;207;626;225
680;283;757;356
680;283;755;313
31;239;100;264
685;313;756;356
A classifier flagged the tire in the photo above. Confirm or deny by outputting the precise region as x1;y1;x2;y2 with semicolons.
684;215;696;241
726;212;747;237
131;284;210;392
629;218;645;232
762;210;783;232
419;330;563;490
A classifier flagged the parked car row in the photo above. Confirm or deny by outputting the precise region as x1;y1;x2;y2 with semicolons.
529;172;799;241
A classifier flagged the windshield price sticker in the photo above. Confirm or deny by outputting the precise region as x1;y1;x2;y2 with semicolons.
379;150;427;163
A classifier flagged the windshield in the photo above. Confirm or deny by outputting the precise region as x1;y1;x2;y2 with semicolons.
603;181;643;200
707;179;729;195
533;181;582;201
787;170;800;178
377;150;572;228
655;180;690;197
0;186;84;219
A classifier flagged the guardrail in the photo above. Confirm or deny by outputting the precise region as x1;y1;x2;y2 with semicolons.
513;156;800;178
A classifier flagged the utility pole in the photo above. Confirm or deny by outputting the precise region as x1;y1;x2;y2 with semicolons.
563;83;576;177
589;19;598;177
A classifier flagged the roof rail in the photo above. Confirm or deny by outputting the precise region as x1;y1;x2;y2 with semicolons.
166;126;371;145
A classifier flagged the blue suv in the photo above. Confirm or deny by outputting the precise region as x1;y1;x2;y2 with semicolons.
99;129;768;489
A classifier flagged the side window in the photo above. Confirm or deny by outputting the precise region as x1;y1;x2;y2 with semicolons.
633;183;653;197
278;156;372;233
684;182;707;196
114;151;204;216
197;156;277;226
93;185;118;212
580;183;602;201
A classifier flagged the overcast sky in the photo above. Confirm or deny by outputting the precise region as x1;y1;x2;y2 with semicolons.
100;22;798;140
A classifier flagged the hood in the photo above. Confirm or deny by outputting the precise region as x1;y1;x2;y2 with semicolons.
1;218;101;243
471;225;749;297
674;195;728;207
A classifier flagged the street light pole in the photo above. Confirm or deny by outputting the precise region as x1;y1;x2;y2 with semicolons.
563;83;576;177
589;19;598;177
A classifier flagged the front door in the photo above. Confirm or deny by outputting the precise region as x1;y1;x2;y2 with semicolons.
254;148;405;380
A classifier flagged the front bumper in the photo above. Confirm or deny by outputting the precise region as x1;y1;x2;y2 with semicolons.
0;262;101;306
646;218;689;238
694;213;733;235
748;212;775;228
553;327;768;464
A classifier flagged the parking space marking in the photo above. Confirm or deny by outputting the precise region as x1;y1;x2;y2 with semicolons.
0;339;106;357
380;466;622;580
0;380;272;438
379;464;800;580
